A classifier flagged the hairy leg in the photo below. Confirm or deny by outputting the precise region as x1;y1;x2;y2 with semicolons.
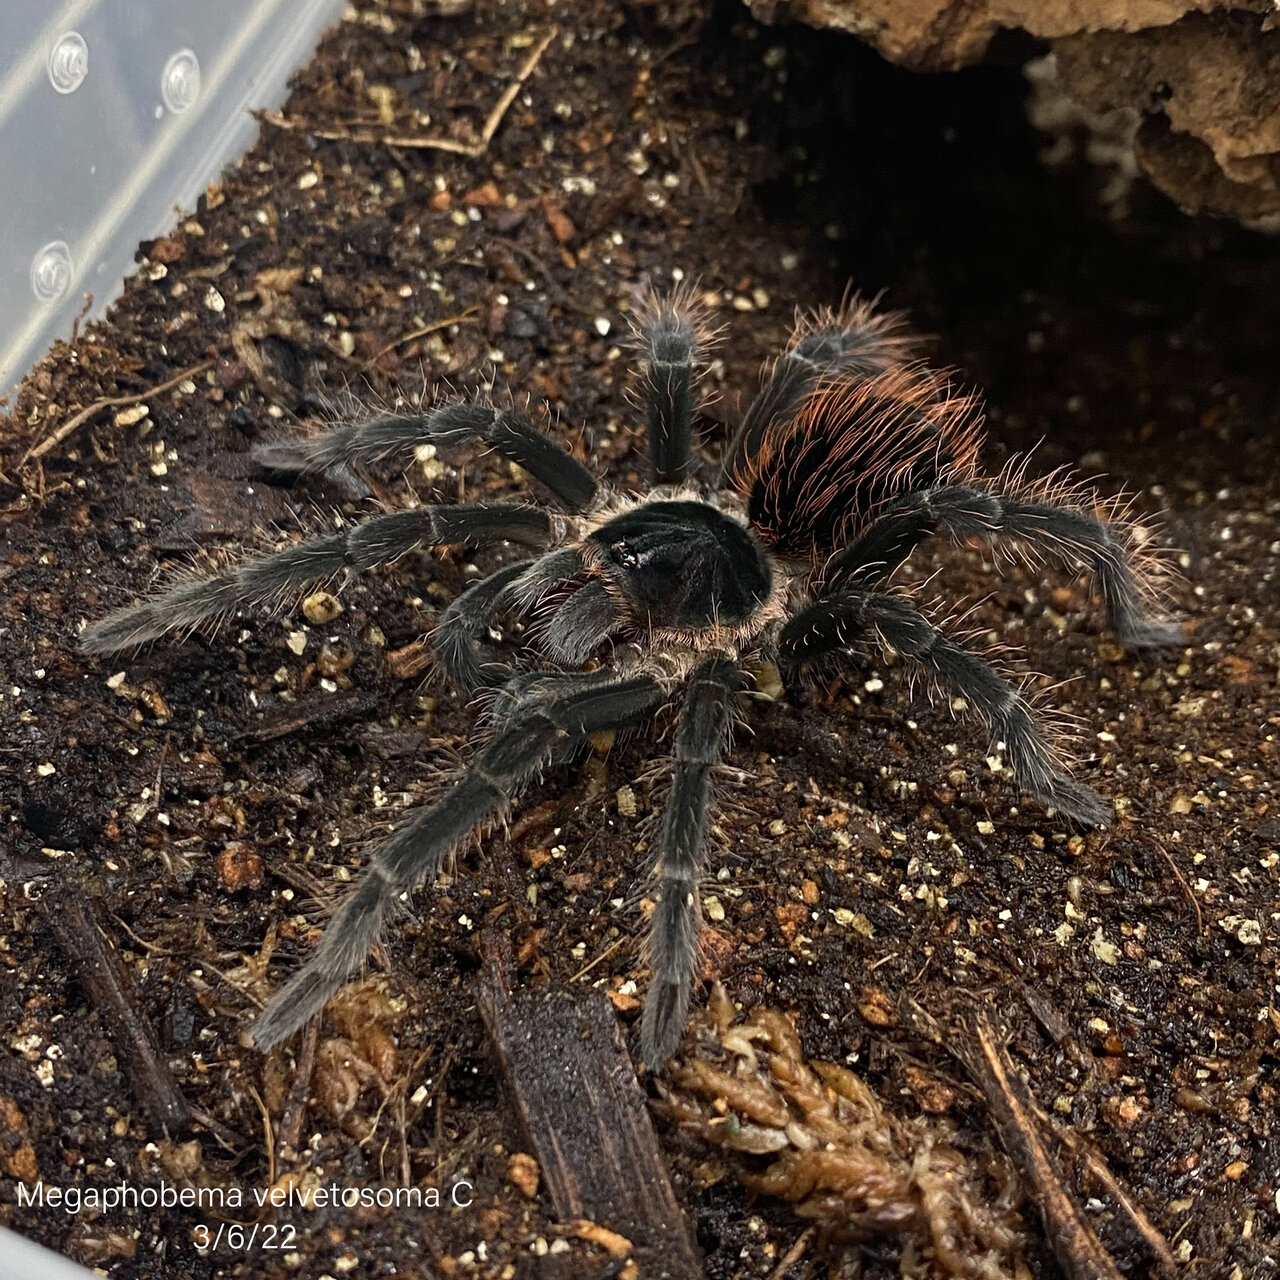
438;549;620;683
539;582;619;666
256;402;598;512
253;668;667;1048
824;483;1180;648
434;560;536;689
641;655;740;1067
637;293;702;485
505;545;586;610
780;591;1110;826
82;503;550;654
721;298;917;486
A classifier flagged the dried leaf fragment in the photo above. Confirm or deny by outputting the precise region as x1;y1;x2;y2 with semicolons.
858;984;898;1028
568;1220;632;1258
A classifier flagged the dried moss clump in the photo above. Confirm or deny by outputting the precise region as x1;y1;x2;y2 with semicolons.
658;988;1031;1279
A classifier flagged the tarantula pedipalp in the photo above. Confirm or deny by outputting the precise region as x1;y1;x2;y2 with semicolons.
81;291;1179;1068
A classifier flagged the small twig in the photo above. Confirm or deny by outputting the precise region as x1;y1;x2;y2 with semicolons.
470;31;556;153
248;1084;276;1190
1054;1120;1179;1275
363;307;480;368
43;886;191;1134
687;149;712;202
361;1043;435;1170
1018;979;1073;1045
396;1091;411;1188
148;735;171;822
186;1104;242;1150
959;1009;1126;1280
273;1018;320;1162
108;914;174;957
424;1120;483;1188
1134;830;1204;935
237;688;380;744
766;1226;815;1280
432;1042;458;1168
21;358;214;466
569;933;626;982
309;30;554;159
200;958;267;1009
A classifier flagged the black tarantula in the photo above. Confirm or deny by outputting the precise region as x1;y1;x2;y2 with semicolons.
82;290;1179;1067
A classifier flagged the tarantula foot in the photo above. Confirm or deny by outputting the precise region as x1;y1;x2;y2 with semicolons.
81;601;170;655
640;982;690;1071
253;439;325;473
253;907;385;1052
1037;777;1112;828
1118;616;1184;650
252;976;328;1051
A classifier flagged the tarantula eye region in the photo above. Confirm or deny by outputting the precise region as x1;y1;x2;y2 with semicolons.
610;539;642;569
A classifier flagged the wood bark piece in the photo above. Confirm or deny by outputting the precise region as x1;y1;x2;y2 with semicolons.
478;943;702;1279
748;0;1218;70
43;886;192;1135
959;1009;1125;1280
237;689;379;743
749;1;1280;224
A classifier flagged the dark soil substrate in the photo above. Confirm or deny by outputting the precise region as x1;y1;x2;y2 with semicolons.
1;2;1277;1277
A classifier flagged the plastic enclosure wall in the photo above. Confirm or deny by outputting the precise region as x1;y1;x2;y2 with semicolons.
0;1224;99;1280
0;0;348;397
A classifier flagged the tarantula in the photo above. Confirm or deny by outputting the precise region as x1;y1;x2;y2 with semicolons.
82;290;1179;1067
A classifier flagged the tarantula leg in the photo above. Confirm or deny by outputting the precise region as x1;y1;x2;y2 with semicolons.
825;483;1181;648
638;294;702;485
81;503;549;655
434;560;536;689
780;592;1111;827
505;546;587;611
252;668;667;1049
539;582;619;666
448;546;617;675
641;655;740;1068
721;297;917;486
822;505;936;590
255;403;598;513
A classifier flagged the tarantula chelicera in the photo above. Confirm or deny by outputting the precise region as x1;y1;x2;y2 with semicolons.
82;291;1179;1067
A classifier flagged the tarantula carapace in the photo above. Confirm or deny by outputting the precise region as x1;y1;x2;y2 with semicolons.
82;291;1179;1067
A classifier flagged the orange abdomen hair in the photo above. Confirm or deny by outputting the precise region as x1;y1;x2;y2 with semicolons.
725;305;982;559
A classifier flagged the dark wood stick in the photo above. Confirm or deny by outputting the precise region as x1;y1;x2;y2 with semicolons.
238;689;379;743
961;1009;1125;1280
274;1017;321;1162
44;887;191;1134
477;937;703;1279
1053;1119;1179;1275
